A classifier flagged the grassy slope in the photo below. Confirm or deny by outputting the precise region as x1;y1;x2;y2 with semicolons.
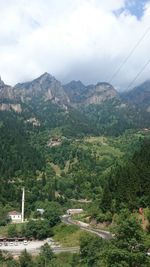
53;223;90;247
48;130;148;176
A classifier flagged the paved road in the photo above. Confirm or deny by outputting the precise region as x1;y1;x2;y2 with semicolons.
0;245;79;256
61;215;113;240
0;240;79;256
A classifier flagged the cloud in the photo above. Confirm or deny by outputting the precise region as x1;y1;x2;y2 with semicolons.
0;0;150;90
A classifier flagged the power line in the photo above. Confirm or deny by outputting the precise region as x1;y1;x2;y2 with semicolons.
107;26;150;84
126;58;150;91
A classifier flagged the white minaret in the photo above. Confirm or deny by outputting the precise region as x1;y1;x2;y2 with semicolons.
22;187;25;223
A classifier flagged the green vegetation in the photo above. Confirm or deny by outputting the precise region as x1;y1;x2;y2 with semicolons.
53;223;86;247
82;99;150;136
0;202;62;240
101;138;150;212
0;211;149;267
79;211;150;267
0;97;150;266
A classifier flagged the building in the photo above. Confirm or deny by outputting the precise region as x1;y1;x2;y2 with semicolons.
67;209;83;215
8;211;22;223
36;208;45;215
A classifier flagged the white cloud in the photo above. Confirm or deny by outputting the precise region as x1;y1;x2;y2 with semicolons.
0;0;150;90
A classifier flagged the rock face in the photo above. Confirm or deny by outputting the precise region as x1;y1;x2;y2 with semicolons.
84;83;118;105
0;77;22;112
64;80;87;103
14;72;70;105
0;76;15;100
64;81;118;105
121;80;150;108
0;103;22;112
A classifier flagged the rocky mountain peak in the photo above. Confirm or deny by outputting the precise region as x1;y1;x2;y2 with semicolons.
84;82;118;105
64;79;118;105
95;82;116;92
0;76;15;101
63;80;86;103
65;80;85;88
14;73;70;105
35;72;55;83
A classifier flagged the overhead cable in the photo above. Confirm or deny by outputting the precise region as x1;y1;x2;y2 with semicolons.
108;26;150;84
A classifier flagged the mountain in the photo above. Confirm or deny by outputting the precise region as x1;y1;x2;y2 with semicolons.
0;77;22;112
84;82;118;105
64;81;118;105
0;73;119;107
0;73;149;137
63;80;86;103
14;72;70;106
121;80;150;111
0;76;15;100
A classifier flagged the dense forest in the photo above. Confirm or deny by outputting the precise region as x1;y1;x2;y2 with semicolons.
101;138;150;212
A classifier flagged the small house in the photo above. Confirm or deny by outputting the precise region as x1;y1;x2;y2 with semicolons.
8;211;22;223
67;209;83;215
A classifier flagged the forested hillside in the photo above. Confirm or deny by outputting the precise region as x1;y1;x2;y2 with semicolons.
101;138;150;212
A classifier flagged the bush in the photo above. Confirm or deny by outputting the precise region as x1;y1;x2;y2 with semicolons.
7;224;18;238
25;220;53;240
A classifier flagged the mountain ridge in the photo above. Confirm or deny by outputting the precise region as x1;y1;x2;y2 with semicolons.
0;73;150;109
0;73;119;107
63;80;118;105
120;80;150;110
0;73;149;134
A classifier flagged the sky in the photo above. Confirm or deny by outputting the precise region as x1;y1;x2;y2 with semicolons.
0;0;150;91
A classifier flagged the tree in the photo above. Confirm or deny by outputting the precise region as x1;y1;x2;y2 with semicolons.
0;250;19;267
19;250;33;267
38;243;55;266
25;220;53;240
43;202;62;227
107;210;150;267
80;234;107;267
7;224;18;238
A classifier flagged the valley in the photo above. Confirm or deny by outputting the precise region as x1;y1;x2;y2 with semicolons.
0;73;150;266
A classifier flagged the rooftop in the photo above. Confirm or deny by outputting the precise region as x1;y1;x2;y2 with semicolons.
8;211;21;216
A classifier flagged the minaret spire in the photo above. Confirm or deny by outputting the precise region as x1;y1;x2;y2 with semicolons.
22;187;25;223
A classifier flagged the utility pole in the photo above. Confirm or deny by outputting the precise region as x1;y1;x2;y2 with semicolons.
22;187;25;223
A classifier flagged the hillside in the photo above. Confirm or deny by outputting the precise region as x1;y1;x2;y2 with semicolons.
121;80;150;110
101;138;150;211
0;73;149;214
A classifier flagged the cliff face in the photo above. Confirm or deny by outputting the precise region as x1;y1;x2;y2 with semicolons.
84;83;118;105
64;81;118;106
14;72;70;106
0;103;22;112
63;80;87;103
0;77;15;100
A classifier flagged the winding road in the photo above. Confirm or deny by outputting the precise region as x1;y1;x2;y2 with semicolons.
61;215;113;240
